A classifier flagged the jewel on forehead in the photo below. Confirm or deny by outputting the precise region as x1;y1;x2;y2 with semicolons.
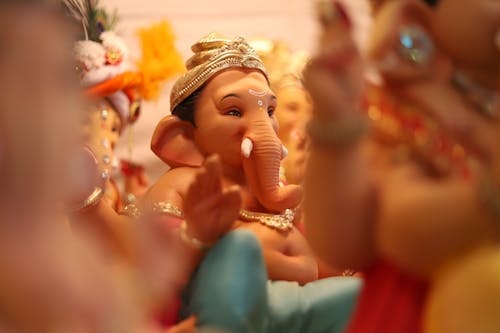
258;100;264;107
249;89;267;97
101;109;109;121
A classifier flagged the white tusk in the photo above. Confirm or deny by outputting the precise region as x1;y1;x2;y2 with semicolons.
281;145;289;159
241;138;254;158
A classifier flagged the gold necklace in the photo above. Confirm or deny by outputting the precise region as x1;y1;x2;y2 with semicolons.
122;201;296;233
239;208;296;231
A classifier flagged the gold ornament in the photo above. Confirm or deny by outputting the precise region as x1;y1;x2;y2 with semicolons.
170;32;269;111
239;208;296;231
307;118;369;147
71;187;103;212
152;202;183;218
120;201;183;219
120;203;141;219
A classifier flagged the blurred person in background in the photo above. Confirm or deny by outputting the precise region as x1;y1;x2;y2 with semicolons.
0;1;135;332
0;1;195;332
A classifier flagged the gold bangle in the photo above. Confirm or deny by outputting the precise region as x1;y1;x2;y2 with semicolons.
120;203;141;219
179;220;212;251
153;202;183;218
307;118;368;147
71;187;103;212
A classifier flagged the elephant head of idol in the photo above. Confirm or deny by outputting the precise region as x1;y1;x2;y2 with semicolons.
151;33;303;213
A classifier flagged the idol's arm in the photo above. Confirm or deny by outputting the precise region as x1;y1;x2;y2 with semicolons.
304;138;377;271
377;165;498;277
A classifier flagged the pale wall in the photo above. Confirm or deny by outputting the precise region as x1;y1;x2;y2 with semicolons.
100;0;372;181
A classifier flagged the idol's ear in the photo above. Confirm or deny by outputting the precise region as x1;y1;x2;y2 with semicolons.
151;115;204;168
368;0;450;83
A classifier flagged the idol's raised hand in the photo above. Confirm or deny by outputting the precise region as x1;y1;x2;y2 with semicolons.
183;155;242;245
303;0;365;120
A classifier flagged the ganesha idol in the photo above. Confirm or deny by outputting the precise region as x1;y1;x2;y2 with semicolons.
142;33;360;332
75;9;183;212
250;39;312;185
303;1;500;333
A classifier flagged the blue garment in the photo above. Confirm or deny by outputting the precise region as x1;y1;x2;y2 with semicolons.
183;230;361;333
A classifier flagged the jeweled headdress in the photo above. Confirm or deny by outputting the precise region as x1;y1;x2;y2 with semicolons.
170;32;269;112
63;0;183;128
250;38;309;91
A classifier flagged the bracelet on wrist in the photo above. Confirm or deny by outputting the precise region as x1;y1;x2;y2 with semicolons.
120;203;141;219
70;187;103;213
307;117;368;148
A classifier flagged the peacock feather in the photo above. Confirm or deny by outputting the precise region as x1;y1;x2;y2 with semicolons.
86;0;119;42
61;0;118;42
60;0;89;38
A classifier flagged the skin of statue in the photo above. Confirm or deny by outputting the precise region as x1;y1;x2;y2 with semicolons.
275;84;312;185
146;68;320;285
304;0;500;332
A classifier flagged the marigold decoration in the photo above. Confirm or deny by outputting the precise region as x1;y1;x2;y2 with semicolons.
136;21;185;101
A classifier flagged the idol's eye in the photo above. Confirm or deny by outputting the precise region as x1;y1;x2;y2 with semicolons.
111;120;121;133
267;107;275;117
226;109;242;117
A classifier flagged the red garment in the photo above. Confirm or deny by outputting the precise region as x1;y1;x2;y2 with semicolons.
158;297;181;328
345;261;428;333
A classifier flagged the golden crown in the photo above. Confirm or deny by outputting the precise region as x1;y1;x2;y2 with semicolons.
170;33;269;111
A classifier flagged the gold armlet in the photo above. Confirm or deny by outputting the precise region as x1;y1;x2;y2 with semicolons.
71;187;103;212
121;201;184;220
153;202;184;218
307;118;368;147
120;204;141;219
179;220;212;251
